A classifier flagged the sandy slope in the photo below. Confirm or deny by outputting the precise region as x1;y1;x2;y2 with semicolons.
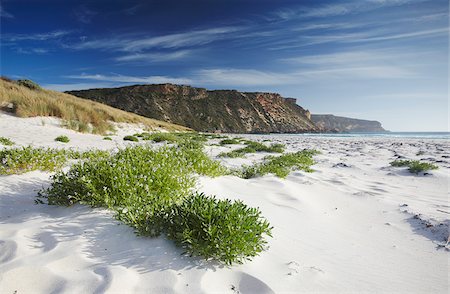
0;114;449;293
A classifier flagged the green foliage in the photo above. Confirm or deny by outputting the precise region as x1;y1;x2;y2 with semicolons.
123;135;139;142
219;140;285;158
390;159;438;174
103;136;112;140
55;135;70;143
0;146;69;175
39;146;196;235
166;193;272;265
142;132;178;143
219;138;241;145
38;144;269;264
241;149;319;179
0;136;14;146
17;79;42;90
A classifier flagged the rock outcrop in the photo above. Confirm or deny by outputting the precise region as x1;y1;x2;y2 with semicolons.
311;114;387;133
67;84;318;133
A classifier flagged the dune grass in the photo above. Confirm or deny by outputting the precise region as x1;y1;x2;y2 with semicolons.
241;149;319;178
55;135;70;143
0;78;190;134
390;159;438;174
0;136;14;146
219;140;285;158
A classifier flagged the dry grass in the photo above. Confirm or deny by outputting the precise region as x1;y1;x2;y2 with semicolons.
0;79;190;134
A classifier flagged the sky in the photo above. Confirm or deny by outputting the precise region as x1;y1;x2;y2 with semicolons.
1;0;448;131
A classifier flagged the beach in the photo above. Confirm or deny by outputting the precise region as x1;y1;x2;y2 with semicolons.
1;114;449;293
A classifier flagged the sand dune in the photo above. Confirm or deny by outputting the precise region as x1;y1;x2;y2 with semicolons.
1;114;448;293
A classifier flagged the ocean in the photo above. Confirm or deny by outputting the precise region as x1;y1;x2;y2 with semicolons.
295;132;450;139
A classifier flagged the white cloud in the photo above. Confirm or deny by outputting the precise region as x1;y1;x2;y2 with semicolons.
275;0;423;20
115;50;191;63
73;26;242;52
66;73;193;85
5;30;72;42
0;4;13;18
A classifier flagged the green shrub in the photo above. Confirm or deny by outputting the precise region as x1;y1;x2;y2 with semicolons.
0;146;69;175
39;146;196;235
166;193;272;265
178;143;228;177
143;132;178;143
123;135;139;142
242;149;319;179
55;135;70;143
0;137;14;146
17;79;42;90
103;136;112;140
220;138;240;145
390;159;438;174
219;140;285;158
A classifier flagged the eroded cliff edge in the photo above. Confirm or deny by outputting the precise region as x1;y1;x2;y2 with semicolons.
311;114;387;133
68;84;318;133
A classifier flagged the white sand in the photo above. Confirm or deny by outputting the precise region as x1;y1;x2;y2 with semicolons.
1;112;449;293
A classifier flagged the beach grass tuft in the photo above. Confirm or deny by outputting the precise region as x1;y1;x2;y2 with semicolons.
219;140;285;158
390;159;438;174
55;135;70;143
241;149;319;178
0;136;15;146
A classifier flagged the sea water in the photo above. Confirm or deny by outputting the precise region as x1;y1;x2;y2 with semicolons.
296;132;450;139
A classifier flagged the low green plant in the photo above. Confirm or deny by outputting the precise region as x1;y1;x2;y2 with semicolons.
241;149;319;179
17;79;42;90
55;135;70;143
219;138;241;145
219;140;285;158
390;159;438;174
0;146;69;175
166;193;272;265
123;135;139;142
143;132;178;143
0;136;14;146
38;144;269;264
103;136;112;140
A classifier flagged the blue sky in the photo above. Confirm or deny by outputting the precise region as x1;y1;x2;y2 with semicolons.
1;0;448;131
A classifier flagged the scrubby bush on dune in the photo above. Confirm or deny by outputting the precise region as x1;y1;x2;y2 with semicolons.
0;146;70;175
39;145;271;264
166;193;272;265
55;135;70;143
390;159;438;174
219;138;241;145
0;136;14;146
103;136;112;140
219;140;286;158
17;79;42;90
123;135;139;142
241;149;319;179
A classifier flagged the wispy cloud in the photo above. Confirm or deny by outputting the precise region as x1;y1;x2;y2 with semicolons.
73;5;97;24
72;26;243;52
4;30;72;42
66;73;193;85
0;4;13;18
115;50;192;63
275;0;423;20
16;48;49;55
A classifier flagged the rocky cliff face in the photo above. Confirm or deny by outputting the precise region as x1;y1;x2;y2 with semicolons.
67;84;318;133
311;114;387;132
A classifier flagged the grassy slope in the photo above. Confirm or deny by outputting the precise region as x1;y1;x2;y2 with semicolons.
0;79;190;134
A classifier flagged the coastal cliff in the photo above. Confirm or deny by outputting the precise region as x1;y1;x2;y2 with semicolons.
311;114;387;132
67;84;318;133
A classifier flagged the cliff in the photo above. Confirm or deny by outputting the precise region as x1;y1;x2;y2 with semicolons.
67;84;318;133
311;114;387;133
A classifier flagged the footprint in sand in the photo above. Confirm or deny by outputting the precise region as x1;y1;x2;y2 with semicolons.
0;240;17;264
286;261;300;276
